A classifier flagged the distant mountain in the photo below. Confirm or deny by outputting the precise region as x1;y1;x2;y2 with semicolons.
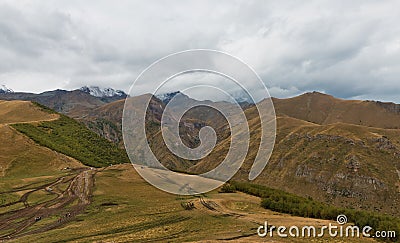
79;86;127;98
156;90;254;110
230;90;255;105
79;92;232;170
80;99;126;147
155;91;182;104
0;85;13;94
0;86;127;117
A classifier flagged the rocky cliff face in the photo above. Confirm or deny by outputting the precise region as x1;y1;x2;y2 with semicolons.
375;101;400;114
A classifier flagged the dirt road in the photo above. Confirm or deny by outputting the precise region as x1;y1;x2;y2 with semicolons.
0;168;97;241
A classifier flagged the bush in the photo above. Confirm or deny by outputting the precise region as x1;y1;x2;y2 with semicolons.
219;183;236;193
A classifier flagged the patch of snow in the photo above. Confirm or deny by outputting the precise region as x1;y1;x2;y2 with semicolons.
79;86;126;97
0;85;13;94
155;91;182;104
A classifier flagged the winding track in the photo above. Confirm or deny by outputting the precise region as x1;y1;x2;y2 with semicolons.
0;168;97;241
0;103;99;241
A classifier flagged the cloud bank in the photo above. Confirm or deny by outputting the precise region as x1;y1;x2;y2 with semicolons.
0;0;399;102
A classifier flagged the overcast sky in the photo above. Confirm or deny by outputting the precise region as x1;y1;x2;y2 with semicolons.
0;0;399;102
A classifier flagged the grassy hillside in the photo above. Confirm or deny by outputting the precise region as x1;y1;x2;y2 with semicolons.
0;100;58;124
12;114;129;168
2;100;371;242
191;111;400;216
0;100;82;179
273;92;400;129
46;93;400;218
0;125;82;179
2;98;397;242
73;93;400;217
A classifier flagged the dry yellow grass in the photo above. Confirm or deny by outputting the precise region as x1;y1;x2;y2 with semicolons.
0;100;80;179
0;125;82;178
15;164;376;242
0;100;58;125
273;92;400;129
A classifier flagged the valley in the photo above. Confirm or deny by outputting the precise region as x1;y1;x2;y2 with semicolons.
1;1;399;242
0;91;399;242
29;90;399;216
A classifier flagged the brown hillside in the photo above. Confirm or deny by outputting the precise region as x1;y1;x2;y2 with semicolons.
0;100;81;178
273;92;400;129
0;125;82;177
73;92;400;215
190;113;400;216
0;100;58;124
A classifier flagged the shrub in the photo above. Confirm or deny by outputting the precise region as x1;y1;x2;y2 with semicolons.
219;183;236;193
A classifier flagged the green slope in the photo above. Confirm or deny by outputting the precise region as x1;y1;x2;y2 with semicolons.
11;106;129;168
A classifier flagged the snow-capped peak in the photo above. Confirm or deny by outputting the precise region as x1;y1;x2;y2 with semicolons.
155;91;182;104
79;86;126;98
0;85;13;94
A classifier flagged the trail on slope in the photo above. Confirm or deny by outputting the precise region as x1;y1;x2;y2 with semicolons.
0;106;97;241
0;168;97;241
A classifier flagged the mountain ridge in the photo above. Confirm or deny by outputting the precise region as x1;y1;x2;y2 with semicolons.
79;86;127;98
2;90;400;219
0;88;124;118
273;91;400;129
75;91;400;215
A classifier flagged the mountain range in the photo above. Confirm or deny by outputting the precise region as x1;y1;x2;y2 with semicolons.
4;98;379;242
1;88;400;217
0;86;127;118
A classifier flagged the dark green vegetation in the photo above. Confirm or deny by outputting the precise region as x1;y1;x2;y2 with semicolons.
11;114;129;167
227;181;400;242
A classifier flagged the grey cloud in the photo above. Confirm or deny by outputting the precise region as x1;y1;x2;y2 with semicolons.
0;0;399;102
